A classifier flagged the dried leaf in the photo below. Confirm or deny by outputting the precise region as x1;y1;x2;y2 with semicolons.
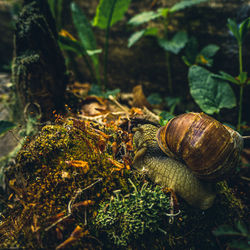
130;107;143;115
31;215;40;233
56;226;88;249
61;171;70;179
132;85;151;108
59;29;76;41
65;160;89;174
108;158;124;169
73;200;95;208
56;227;63;240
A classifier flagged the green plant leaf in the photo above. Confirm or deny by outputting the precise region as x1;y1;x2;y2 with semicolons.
165;96;181;114
48;0;56;18
200;44;220;58
128;11;161;26
182;37;199;66
71;2;97;52
212;225;242;237
56;0;64;29
103;88;120;98
0;121;16;136
59;37;101;58
88;85;120;98
227;18;240;43
93;0;131;29
128;28;158;48
188;65;236;114
235;221;248;235
58;35;84;55
238;72;248;84
48;0;64;30
158;31;188;54
239;17;250;42
144;27;158;36
159;111;175;126
170;0;209;13
147;93;162;105
159;8;169;18
128;29;146;48
228;240;250;249
71;2;99;78
86;49;102;56
88;84;103;96
213;71;239;85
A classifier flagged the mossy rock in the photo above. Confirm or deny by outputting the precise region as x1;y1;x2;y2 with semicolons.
94;180;246;249
0;118;247;249
1;118;138;249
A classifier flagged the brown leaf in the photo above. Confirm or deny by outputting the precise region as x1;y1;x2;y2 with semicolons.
81;102;105;116
132;85;151;109
31;215;40;233
73;200;95;208
56;226;89;249
65;160;89;174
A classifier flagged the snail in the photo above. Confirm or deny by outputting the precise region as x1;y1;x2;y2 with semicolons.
132;112;244;210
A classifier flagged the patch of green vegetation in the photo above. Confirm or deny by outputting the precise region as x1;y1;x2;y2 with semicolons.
59;0;131;90
128;0;210;95
93;179;246;249
94;181;171;246
188;18;250;131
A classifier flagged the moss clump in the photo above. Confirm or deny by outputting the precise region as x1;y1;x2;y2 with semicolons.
0;118;247;249
1;118;138;249
93;179;246;249
95;181;171;246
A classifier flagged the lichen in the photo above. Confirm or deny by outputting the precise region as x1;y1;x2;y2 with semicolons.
94;181;171;246
92;179;246;250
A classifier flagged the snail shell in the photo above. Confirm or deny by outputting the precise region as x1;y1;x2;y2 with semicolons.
156;112;243;181
133;124;216;210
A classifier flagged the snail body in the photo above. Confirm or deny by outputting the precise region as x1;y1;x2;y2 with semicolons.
133;113;243;210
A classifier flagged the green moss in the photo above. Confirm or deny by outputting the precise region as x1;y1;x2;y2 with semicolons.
0;119;246;249
95;182;171;246
1;118;138;249
92;178;246;249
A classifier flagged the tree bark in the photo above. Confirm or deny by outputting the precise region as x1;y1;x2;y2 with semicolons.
12;0;68;121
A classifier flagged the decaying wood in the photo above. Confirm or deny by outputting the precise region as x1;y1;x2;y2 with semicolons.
12;0;68;121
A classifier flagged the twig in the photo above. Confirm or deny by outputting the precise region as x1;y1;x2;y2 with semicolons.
69;178;102;214
108;95;130;120
84;208;87;225
240;176;250;181
77;111;126;124
45;178;102;231
45;214;71;232
142;107;160;124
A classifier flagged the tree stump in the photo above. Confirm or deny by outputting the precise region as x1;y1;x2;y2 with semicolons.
12;0;68;121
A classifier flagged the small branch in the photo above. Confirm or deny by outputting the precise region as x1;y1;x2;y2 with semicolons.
45;214;71;232
243;136;250;139
240;176;250;182
142;107;160;124
68;178;102;214
45;178;102;231
77;111;126;124
108;95;130;120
